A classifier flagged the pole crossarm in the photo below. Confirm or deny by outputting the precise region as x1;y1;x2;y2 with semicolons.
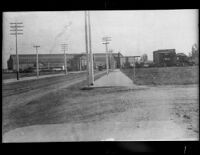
102;42;109;44
10;25;24;27
10;22;23;24
33;45;40;48
102;37;111;41
10;33;23;35
61;44;68;47
10;29;23;31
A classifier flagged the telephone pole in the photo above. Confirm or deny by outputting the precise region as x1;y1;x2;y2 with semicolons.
85;11;94;86
88;11;94;85
132;56;140;81
102;36;111;74
10;22;23;80
109;49;113;70
33;45;40;78
85;11;90;86
61;43;68;75
80;57;82;71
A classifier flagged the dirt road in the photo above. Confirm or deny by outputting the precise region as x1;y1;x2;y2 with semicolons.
2;71;106;134
3;84;198;142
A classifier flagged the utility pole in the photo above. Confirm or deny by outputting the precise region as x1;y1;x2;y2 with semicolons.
109;49;113;70
133;60;135;81
85;11;94;86
10;22;23;80
132;56;140;82
33;45;40;78
102;36;111;74
80;57;82;71
61;43;68;75
88;11;94;85
85;11;90;86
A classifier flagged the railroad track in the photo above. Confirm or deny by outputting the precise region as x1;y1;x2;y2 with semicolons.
2;71;106;97
2;73;86;97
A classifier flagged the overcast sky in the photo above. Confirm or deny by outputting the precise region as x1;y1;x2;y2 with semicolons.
2;10;198;69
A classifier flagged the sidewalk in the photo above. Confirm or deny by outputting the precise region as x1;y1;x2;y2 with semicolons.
93;69;134;87
3;71;86;84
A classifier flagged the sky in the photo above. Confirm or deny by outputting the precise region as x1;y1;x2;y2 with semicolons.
2;10;198;69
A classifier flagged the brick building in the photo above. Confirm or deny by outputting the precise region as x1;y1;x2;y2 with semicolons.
153;49;177;67
7;52;123;71
7;54;86;71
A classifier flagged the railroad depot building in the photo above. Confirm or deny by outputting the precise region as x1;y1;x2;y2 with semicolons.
153;49;177;67
7;52;123;71
93;52;123;69
7;54;87;71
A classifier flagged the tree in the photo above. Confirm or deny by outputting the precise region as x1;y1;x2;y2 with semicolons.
192;43;198;57
191;43;199;65
140;54;148;63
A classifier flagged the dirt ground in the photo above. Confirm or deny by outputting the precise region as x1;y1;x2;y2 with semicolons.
2;71;106;134
3;83;198;141
3;67;199;141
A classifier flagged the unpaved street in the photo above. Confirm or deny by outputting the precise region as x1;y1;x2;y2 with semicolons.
3;83;198;142
2;71;106;134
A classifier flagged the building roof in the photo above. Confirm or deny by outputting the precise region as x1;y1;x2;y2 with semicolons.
153;49;176;54
111;52;124;57
8;52;120;64
123;56;140;58
176;53;187;57
8;54;75;64
94;52;123;57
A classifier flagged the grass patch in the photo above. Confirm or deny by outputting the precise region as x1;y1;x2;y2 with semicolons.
121;66;199;85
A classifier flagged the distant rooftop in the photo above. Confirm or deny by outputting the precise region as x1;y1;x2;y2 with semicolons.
154;49;176;53
176;53;187;57
93;52;123;57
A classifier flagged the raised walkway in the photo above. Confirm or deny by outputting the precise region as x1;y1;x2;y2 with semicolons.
93;69;134;87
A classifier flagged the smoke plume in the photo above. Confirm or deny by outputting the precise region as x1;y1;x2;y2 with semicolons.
49;22;72;54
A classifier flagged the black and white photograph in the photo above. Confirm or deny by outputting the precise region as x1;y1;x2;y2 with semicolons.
2;10;199;142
